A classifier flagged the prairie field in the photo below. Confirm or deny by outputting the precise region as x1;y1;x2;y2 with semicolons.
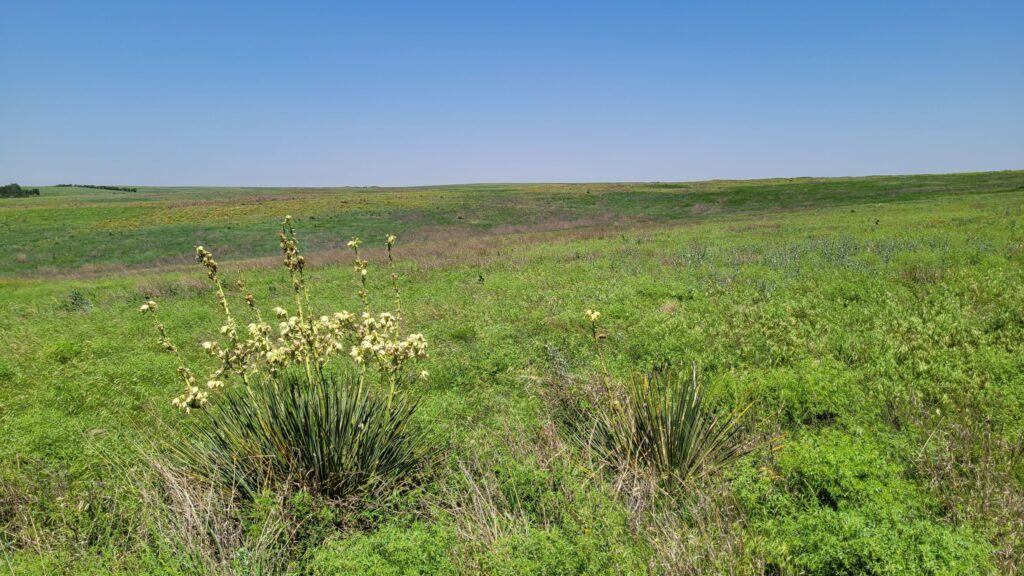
2;171;1024;574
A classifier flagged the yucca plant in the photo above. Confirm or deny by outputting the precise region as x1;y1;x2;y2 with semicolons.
592;365;752;485
580;311;752;485
144;218;433;502
179;370;426;500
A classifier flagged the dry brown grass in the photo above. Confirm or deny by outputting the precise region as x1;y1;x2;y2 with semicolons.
646;478;765;576
898;263;946;285
136;277;208;299
690;202;722;216
21;217;668;281
138;458;246;573
137;454;313;575
0;448;302;574
911;410;1024;573
442;421;569;548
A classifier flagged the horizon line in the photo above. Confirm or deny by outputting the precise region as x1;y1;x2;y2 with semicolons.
18;167;1024;190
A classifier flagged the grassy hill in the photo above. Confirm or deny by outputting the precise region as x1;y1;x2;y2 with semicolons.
3;171;1023;277
1;171;1023;574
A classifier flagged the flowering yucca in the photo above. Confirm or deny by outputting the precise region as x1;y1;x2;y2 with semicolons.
143;219;427;412
143;222;433;500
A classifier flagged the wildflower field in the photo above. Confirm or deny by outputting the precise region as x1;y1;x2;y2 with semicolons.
2;171;1024;574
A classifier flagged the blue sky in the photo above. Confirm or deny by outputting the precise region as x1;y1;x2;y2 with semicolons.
1;0;1021;186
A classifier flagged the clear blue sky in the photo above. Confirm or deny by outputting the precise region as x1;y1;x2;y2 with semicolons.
1;0;1021;186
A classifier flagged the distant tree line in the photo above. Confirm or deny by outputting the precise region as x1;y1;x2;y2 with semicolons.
1;183;40;198
56;184;138;192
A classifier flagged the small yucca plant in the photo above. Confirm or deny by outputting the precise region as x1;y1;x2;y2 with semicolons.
183;370;426;500
582;311;752;485
592;366;752;485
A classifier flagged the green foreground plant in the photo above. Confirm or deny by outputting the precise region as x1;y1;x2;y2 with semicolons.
594;367;753;485
583;311;754;486
143;217;431;500
181;370;427;500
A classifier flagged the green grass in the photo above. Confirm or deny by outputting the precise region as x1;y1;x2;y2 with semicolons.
2;171;1023;574
3;171;1023;276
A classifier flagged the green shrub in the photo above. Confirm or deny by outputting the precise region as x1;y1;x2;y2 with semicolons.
776;429;910;510
310;522;457;575
737;430;995;575
59;289;92;312
45;340;82;364
774;508;993;576
448;449;650;575
0;183;40;198
477;522;647;576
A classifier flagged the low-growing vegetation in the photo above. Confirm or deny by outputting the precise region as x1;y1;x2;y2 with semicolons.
1;172;1023;574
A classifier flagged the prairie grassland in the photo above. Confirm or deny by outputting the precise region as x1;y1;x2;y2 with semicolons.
1;172;1023;574
3;171;1023;277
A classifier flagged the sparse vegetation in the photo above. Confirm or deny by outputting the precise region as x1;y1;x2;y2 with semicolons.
2;172;1023;574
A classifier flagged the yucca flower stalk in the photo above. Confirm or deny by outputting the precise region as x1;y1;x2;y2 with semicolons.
140;299;207;411
347;236;369;313
145;223;427;412
279;215;323;385
386;234;402;332
585;309;608;378
196;245;251;389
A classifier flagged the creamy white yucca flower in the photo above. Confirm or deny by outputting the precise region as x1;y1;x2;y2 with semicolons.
172;385;208;413
149;228;425;412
